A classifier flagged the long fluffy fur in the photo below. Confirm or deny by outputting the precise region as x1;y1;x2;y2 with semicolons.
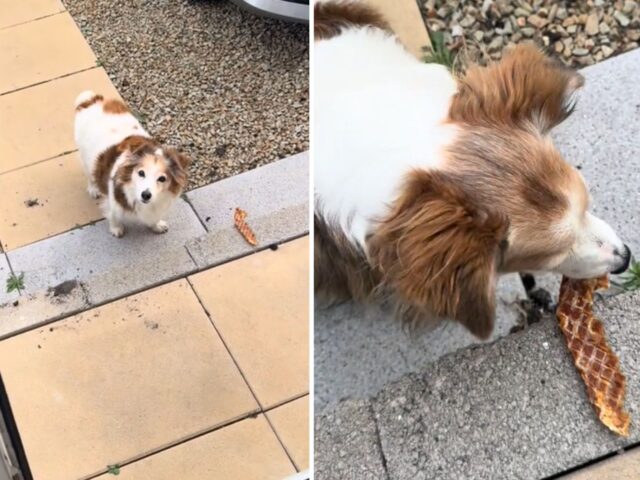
74;91;189;237
313;3;628;339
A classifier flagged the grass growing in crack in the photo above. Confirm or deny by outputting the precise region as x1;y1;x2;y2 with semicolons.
620;261;640;292
5;272;24;293
107;464;120;475
422;30;456;70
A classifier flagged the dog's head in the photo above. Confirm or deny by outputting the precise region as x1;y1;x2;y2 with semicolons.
114;136;190;207
370;45;630;339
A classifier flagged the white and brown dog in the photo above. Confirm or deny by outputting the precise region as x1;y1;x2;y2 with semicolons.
314;2;631;339
74;91;190;237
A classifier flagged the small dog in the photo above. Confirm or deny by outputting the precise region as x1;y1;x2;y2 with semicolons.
314;2;631;339
74;91;190;237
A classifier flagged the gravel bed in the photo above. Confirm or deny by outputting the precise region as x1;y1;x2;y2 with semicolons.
63;0;308;189
419;0;640;69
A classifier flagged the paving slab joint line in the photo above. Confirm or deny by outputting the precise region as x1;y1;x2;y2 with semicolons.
0;10;66;31
0;64;99;97
5;215;103;252
370;403;390;479
184;276;301;472
542;440;640;480
0;148;79;177
181;194;209;232
185;229;309;269
0;263;198;341
0;234;307;340
263;392;309;414
184;276;265;409
264;407;301;473
80;408;262;480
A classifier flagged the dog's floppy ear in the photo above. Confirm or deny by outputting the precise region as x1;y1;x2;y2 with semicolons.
369;170;509;339
118;135;157;157
450;44;584;134
162;147;190;193
164;147;191;171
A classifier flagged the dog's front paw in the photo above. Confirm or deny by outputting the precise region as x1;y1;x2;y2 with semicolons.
151;220;168;234
110;225;125;238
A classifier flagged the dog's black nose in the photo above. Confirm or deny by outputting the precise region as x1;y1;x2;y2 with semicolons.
141;190;152;202
611;244;632;274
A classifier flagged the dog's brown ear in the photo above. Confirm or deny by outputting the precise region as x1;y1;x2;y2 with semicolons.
118;135;157;156
164;147;191;171
163;147;190;193
450;44;584;133
369;171;509;339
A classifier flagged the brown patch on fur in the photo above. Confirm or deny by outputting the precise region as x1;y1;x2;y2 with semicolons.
162;147;190;194
445;122;583;273
449;44;584;133
76;94;103;111
367;170;509;339
314;213;380;305
103;98;130;114
314;1;390;40
93;136;159;211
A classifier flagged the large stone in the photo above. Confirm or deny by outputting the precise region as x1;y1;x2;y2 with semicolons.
315;274;526;411
315;399;388;480
373;291;640;480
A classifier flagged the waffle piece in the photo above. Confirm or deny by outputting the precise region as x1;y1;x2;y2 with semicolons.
556;275;630;436
234;207;258;246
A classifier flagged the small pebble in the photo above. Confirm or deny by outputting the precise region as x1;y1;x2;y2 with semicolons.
614;11;631;27
585;13;599;35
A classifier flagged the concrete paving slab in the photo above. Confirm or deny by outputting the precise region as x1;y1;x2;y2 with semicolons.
0;152;102;251
0;67;120;174
186;203;307;268
186;151;308;229
185;152;308;266
266;395;310;471
0;254;18;305
0;13;95;94
93;415;295;480
0;282;89;339
0;0;65;30
553;49;640;264
190;238;309;410
0;279;258;480
315;399;388;480
372;291;640;480
315;273;526;411
6;199;204;315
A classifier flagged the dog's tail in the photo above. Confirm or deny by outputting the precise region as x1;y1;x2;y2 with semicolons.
74;90;103;110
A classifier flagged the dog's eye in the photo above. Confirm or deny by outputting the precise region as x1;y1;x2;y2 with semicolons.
138;170;145;178
158;176;166;183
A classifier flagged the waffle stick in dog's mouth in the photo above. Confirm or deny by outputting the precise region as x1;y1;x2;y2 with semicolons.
556;275;630;436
